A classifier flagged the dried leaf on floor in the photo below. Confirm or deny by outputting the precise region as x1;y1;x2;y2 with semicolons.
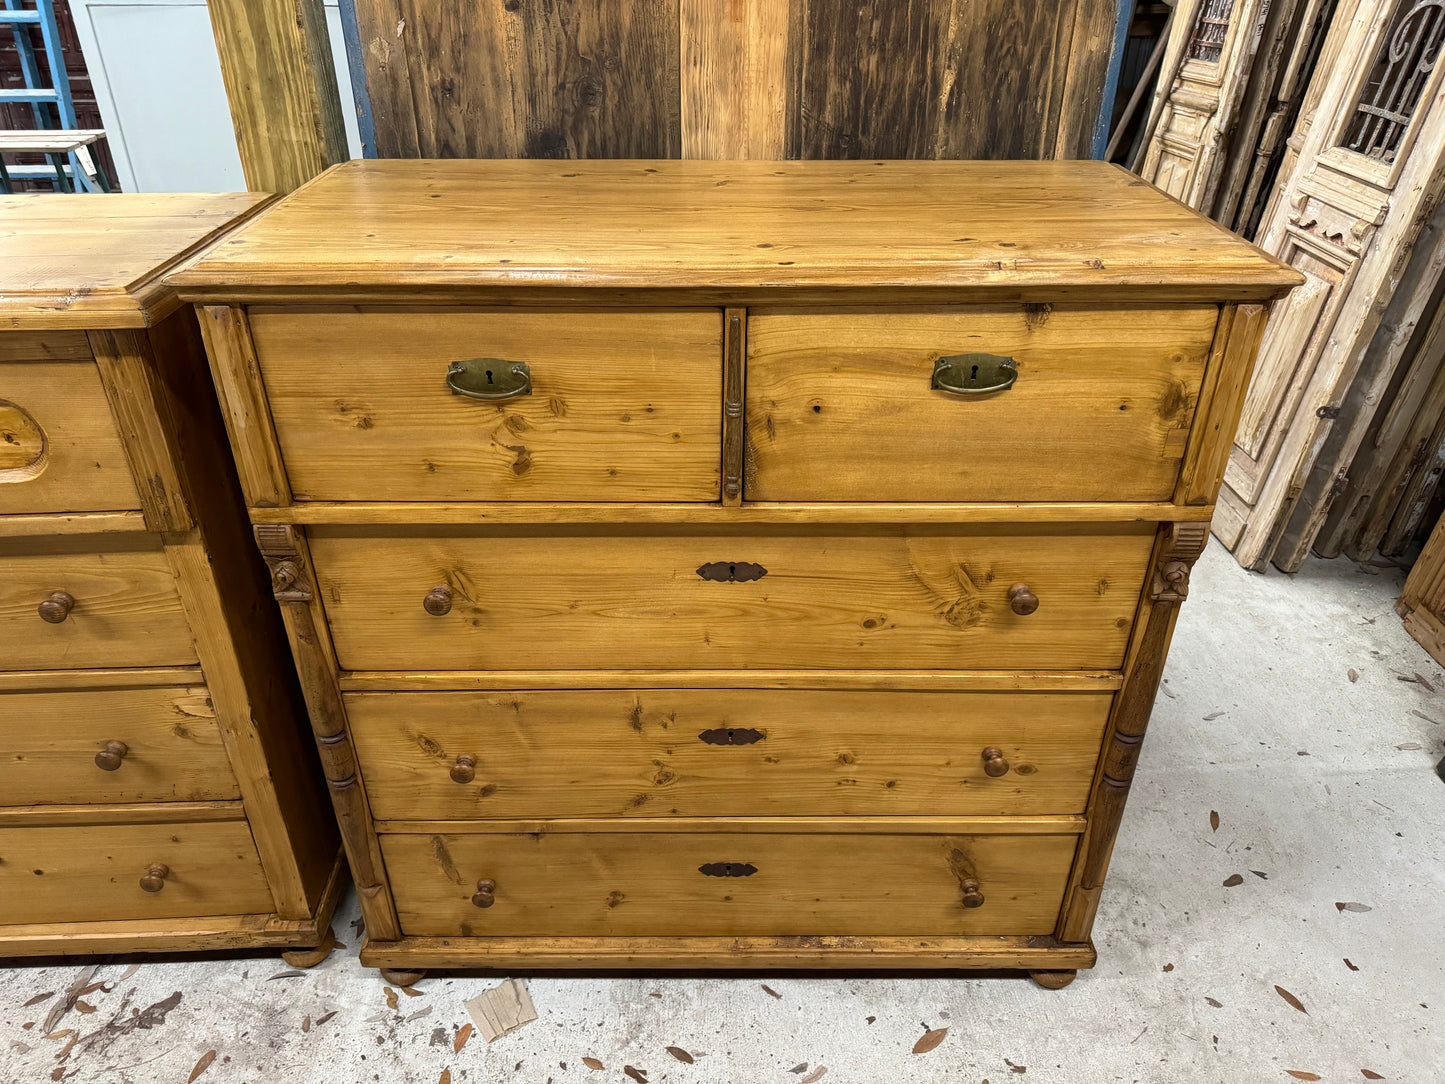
1275;986;1308;1014
402;986;424;998
1285;1073;1321;1081
761;984;782;999
1203;711;1225;720
1160;684;1178;699
1344;959;1359;971
1163;963;1174;972
1205;997;1223;1008
302;1016;311;1033
623;1066;648;1083
1361;1071;1384;1079
582;1057;604;1070
465;978;537;1042
912;1028;947;1054
315;1011;337;1026
1223;874;1245;887
802;1068;828;1083
1209;811;1220;832
1348;669;1359;682
267;971;304;981
439;1071;452;1084
1396;742;1422;750
1413;672;1434;692
648;992;662;999
1251;871;1269;879
1336;902;1373;913
23;993;54;1008
865;1016;876;1024
73;1002;96;1014
454;1023;472;1053
1410;710;1441;724
666;1046;695;1063
44;965;97;1035
188;1050;218;1082
407;1006;432;1022
384;987;399;1011
789;1064;808;1074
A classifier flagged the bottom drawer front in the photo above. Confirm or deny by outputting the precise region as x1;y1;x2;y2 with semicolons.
383;827;1077;937
349;689;1111;818
0;686;239;805
0;821;273;924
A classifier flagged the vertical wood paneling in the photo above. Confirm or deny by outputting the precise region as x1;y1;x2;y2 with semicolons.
355;0;681;158
351;0;1113;161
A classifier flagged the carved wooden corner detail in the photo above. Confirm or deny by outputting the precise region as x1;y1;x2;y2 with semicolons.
255;524;313;603
1150;522;1209;604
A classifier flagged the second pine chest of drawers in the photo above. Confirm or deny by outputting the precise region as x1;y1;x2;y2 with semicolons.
173;159;1301;984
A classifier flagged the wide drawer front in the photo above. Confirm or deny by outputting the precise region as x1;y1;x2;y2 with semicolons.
0;332;143;515
349;689;1110;818
311;525;1152;671
382;824;1078;936
0;540;197;670
0;821;273;924
745;306;1216;501
248;309;724;502
0;685;239;806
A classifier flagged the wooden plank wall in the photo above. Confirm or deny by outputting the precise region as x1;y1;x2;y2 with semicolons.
350;0;1117;161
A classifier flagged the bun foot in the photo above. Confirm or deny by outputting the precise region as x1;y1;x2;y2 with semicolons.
281;927;337;969
1029;969;1077;989
379;967;427;986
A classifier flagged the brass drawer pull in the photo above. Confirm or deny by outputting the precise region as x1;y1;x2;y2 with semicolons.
423;585;453;616
38;590;75;624
696;561;768;583
139;864;170;893
932;353;1018;395
1008;583;1039;615
699;861;757;877
698;727;765;746
981;747;1010;777
960;878;985;908
471;878;497;908
450;754;477;783
447;358;532;401
94;740;129;772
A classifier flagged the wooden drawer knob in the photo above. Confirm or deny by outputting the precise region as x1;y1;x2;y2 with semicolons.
38;590;75;624
423;585;453;616
139;864;170;893
94;741;130;772
960;878;985;909
471;878;497;908
1007;583;1039;615
450;754;477;784
981;747;1010;777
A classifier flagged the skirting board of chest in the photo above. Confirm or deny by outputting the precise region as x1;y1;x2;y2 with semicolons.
171;159;1302;987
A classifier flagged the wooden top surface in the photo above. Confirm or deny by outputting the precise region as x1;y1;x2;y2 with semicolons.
0;129;106;153
0;192;272;330
171;159;1302;302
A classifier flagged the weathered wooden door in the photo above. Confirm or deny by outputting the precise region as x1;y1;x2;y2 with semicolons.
1214;0;1445;568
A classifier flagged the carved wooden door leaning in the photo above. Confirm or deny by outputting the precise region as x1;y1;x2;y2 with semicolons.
1214;0;1445;569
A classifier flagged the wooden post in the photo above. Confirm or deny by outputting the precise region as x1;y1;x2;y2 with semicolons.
206;0;348;193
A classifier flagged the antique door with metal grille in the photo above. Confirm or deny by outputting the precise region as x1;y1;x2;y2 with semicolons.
1214;0;1445;569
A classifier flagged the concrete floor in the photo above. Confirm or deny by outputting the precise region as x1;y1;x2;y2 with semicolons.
4;539;1443;1084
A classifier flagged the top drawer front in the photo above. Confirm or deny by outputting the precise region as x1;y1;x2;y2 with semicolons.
745;306;1216;502
249;310;724;503
0;332;143;515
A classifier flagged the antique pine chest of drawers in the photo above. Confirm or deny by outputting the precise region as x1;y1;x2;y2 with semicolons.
0;194;342;960
173;160;1301;985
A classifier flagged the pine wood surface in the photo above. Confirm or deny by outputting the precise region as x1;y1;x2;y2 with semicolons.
380;826;1078;937
0;685;238;806
248;309;724;502
0;821;273;924
745;306;1215;501
0;355;143;515
358;932;1098;971
0;193;272;330
307;525;1154;672
0;537;198;670
168;161;1303;302
0;801;245;828
344;689;1110;819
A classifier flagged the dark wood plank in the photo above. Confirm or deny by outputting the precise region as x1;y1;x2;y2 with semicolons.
354;0;681;158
